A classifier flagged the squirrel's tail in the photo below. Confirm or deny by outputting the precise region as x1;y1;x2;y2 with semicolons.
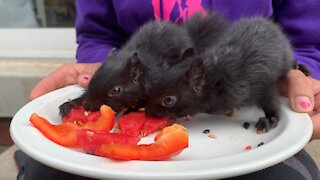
184;12;229;53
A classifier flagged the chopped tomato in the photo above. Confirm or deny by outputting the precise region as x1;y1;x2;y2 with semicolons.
96;124;189;160
62;106;100;124
29;105;115;147
118;111;174;137
76;129;140;154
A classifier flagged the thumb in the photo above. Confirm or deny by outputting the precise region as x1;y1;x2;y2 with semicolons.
77;63;101;88
286;70;314;112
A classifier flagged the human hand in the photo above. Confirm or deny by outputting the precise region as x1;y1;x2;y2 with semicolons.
279;69;320;139
29;63;101;100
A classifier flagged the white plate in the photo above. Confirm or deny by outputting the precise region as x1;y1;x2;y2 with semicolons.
10;85;313;180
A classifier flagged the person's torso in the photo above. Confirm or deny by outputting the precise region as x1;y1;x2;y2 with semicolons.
111;0;274;34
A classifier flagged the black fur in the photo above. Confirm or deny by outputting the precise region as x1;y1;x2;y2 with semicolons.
59;13;229;116
295;63;311;76
145;17;296;132
83;21;193;114
184;12;229;54
59;97;83;117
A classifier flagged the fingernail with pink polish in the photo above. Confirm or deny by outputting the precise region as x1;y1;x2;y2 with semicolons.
82;75;90;81
295;96;312;111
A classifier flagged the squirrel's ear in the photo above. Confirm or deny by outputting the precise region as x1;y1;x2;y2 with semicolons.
181;47;195;60
187;58;205;95
107;48;117;59
129;53;141;84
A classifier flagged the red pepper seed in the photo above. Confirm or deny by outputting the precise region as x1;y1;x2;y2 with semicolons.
245;145;252;150
86;131;94;137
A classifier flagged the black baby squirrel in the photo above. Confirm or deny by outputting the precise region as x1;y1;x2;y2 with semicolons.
59;13;229;117
144;17;306;132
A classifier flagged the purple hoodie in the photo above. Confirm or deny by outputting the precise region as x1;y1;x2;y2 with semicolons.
75;0;320;79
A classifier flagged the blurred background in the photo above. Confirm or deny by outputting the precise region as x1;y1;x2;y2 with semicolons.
0;0;76;154
0;0;75;28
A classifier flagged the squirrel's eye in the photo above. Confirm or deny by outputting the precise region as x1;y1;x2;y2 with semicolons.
162;96;176;107
109;86;122;96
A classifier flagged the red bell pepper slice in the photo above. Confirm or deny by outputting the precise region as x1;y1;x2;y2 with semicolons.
118;112;147;136
29;105;115;147
76;129;141;154
118;111;174;137
96;124;189;160
141;116;175;137
62;106;101;124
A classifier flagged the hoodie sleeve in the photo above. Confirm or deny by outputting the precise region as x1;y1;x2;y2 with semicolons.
273;0;320;79
75;0;128;63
